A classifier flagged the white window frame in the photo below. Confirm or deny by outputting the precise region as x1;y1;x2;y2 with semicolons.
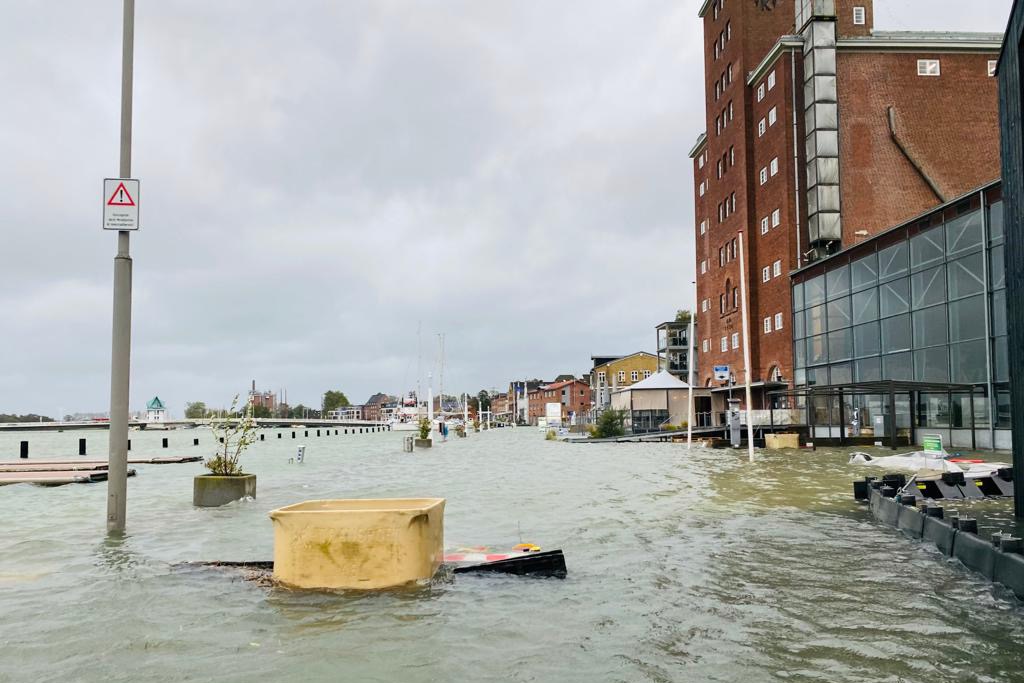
764;317;771;334
771;209;780;227
631;370;639;382
700;181;706;197
853;6;866;25
774;312;783;330
643;370;652;379
761;216;769;235
768;106;777;126
700;219;707;235
698;153;705;169
762;266;770;282
701;299;708;313
918;59;940;77
701;260;707;274
770;157;779;176
757;83;765;102
767;70;776;90
758;118;766;137
989;60;998;77
731;333;739;350
730;192;736;212
721;337;728;352
773;260;782;277
617;370;625;382
703;339;710;353
759;167;768;185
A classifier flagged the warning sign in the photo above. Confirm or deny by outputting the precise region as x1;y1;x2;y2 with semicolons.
103;178;139;230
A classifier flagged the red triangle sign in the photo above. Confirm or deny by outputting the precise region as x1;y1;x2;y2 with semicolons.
107;181;136;207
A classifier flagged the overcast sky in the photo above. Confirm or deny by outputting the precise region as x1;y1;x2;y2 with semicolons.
0;1;1013;416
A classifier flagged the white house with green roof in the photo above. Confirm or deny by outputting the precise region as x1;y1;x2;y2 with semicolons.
146;396;167;422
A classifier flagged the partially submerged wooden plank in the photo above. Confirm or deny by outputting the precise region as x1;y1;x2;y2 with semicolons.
0;455;201;467
0;468;136;486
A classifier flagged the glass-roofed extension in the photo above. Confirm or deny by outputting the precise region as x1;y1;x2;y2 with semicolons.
790;183;1009;449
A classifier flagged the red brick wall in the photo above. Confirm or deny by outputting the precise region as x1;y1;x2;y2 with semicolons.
838;50;1000;243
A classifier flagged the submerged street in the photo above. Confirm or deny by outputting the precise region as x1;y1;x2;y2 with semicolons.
2;429;1023;682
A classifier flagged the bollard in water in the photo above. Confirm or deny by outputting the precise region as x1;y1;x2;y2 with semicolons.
304;430;308;437
959;518;979;534
260;434;265;441
127;440;131;451
334;429;338;435
292;431;296;439
193;438;199;446
79;438;86;455
20;441;28;459
925;505;944;519
880;486;896;498
162;437;168;449
278;433;281;439
1002;537;1023;554
900;494;917;506
317;429;321;437
403;435;414;452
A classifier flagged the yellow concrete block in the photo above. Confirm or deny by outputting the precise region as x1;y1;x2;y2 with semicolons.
765;433;801;449
269;498;445;590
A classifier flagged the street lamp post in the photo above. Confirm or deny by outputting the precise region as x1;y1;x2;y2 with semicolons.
107;0;135;534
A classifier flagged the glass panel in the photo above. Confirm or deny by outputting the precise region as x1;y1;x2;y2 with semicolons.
829;363;852;385
826;265;850;300
997;389;1011;428
993;289;1007;336
853;321;880;358
805;275;825;306
912;304;948;348
793;282;805;311
951;392;987;429
827;297;851;330
995;337;1009;383
914;347;949;382
990;244;1005;290
794;340;807;369
851;253;878;292
911;265;946;309
947;253;985;300
856;357;881;382
828;328;852;361
793;308;806;339
794;368;807;387
945;209;983;256
879;278;910;317
951;340;987;384
805;304;827;337
910;226;944;270
852;289;878;324
806;367;828;386
881;314;911;353
989;200;1004;243
882;352;913;381
808;334;828;365
949;295;986;342
916;393;951;428
878;241;908;282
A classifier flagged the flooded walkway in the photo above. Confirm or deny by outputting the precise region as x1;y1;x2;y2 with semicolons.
1;428;1023;682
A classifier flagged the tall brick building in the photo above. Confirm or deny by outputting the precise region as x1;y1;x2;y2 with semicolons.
690;0;1001;407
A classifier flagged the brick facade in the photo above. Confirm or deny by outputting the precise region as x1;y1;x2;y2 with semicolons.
691;0;1000;403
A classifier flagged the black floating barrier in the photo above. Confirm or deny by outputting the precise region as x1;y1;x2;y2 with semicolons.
79;438;86;455
20;441;28;458
162;438;168;448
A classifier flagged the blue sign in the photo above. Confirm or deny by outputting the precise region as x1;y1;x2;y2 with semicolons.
713;365;730;381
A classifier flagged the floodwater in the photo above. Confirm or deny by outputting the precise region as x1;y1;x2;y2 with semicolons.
2;427;1024;683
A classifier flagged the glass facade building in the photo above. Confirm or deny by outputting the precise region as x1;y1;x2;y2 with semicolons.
790;183;1009;448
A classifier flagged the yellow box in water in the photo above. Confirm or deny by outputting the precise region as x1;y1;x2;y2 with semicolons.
269;498;445;590
765;433;801;449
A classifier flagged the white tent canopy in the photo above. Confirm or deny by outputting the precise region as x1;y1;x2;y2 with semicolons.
612;370;690;393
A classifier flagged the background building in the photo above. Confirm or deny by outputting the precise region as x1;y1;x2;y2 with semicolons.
691;0;1001;407
527;379;592;425
656;319;695;379
589;352;659;410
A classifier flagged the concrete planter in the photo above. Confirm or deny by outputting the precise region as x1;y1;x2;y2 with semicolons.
269;498;445;589
414;438;433;448
193;473;257;507
457;431;467;438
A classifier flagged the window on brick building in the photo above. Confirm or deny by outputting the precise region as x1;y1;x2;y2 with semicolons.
761;217;769;235
918;59;940;76
598;371;606;382
768;106;777;126
762;266;770;282
853;6;866;25
731;332;739;349
701;260;707;274
719;294;725;313
760;167;768;185
757;83;765;102
989;60;998;77
729;145;735;165
773;260;782;277
730;192;736;212
703;339;710;353
631;371;639;382
717;160;723;179
700;219;707;235
701;299;708;313
764;317;771;334
721;336;728;352
718;202;724;223
617;370;625;382
716;116;721;135
732;287;738;308
726;20;731;41
728;100;734;121
644;370;651;379
768;70;776;90
730;238;737;259
698;153;704;169
715;82;721;100
719;247;725;266
775;312;783;330
770;157;779;176
772;209;780;227
727;63;733;84
758;118;766;137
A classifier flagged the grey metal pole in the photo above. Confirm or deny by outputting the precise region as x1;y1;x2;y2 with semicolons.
736;231;755;462
107;0;134;534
